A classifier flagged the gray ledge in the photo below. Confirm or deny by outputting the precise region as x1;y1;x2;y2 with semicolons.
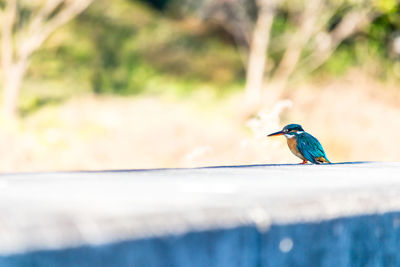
0;162;400;265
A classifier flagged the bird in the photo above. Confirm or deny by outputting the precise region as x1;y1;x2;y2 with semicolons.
267;124;331;164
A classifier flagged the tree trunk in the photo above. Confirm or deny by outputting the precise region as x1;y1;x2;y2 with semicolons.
2;63;25;119
244;0;274;106
0;0;94;120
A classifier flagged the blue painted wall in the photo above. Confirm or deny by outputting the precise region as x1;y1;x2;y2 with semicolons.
2;212;400;267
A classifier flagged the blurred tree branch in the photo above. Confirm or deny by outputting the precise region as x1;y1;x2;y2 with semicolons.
244;0;275;104
200;0;253;70
179;0;382;110
270;0;322;92
0;0;93;119
300;6;377;75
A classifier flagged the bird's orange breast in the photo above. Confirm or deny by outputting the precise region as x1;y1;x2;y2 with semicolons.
287;137;306;160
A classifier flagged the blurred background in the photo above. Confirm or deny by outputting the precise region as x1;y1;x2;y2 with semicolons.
0;0;399;172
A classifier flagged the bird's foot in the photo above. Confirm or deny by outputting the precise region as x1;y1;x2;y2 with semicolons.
300;160;308;164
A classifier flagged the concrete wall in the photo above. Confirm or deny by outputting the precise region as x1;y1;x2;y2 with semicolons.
2;212;400;267
0;162;400;266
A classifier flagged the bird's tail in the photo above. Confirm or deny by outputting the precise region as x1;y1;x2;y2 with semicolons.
315;156;331;164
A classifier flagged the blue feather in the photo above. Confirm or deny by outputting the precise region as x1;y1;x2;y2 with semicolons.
296;132;330;164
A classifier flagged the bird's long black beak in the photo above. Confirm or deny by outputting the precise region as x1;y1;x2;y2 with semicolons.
267;130;284;137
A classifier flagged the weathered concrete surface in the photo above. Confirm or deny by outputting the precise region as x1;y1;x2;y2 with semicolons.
0;162;400;266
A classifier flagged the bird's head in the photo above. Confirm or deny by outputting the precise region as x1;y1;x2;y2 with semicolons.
267;124;304;138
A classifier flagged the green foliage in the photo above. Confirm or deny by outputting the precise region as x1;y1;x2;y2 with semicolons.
23;0;400;105
269;12;290;62
322;44;357;76
373;0;398;13
135;0;170;10
26;0;243;100
319;2;400;78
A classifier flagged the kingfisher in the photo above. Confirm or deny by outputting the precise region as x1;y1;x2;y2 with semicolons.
268;124;331;164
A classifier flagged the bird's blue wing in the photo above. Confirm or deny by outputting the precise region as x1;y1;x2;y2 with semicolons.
296;133;329;164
